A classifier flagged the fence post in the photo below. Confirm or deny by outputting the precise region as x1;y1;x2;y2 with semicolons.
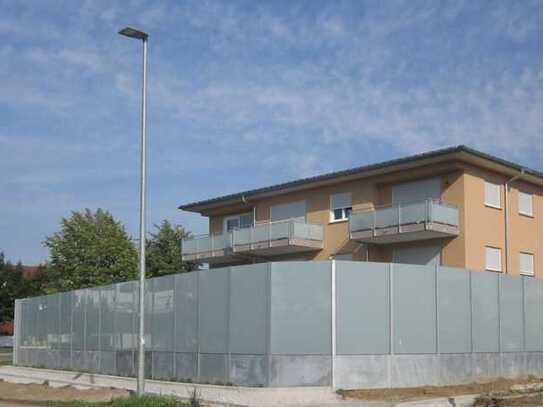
265;263;272;386
172;275;177;380
83;289;88;370
498;272;503;376
469;271;473;354
522;276;526;352
70;292;74;370
388;263;394;388
150;280;155;380
226;267;232;385
331;260;336;389
98;288;102;374
435;264;439;354
196;270;201;381
13;299;20;365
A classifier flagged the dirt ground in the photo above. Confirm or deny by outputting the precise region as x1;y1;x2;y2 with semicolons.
476;394;543;406
341;376;543;401
0;380;129;405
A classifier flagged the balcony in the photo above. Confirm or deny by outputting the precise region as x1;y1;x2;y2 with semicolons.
182;220;324;264
349;199;459;244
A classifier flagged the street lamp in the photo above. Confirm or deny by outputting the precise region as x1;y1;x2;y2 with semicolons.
118;26;149;396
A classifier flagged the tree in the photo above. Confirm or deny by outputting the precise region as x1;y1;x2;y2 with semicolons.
0;254;23;324
146;220;197;277
0;254;42;325
28;263;57;295
43;209;138;291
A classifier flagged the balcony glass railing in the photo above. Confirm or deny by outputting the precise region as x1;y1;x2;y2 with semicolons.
233;219;323;246
181;232;232;255
349;199;459;233
182;219;324;257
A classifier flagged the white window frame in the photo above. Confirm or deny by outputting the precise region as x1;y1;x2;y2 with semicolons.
330;192;352;223
520;251;535;276
484;181;501;209
223;212;253;232
518;191;534;217
485;246;502;272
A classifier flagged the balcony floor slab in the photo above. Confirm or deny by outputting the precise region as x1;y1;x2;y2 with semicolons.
350;222;459;244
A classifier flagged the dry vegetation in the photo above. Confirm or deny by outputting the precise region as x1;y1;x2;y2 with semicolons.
339;376;543;401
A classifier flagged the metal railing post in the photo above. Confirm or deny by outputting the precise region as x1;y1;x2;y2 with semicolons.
289;220;294;243
373;210;376;237
398;202;402;233
425;199;430;229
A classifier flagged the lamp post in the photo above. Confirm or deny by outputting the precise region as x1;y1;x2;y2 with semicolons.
118;26;149;396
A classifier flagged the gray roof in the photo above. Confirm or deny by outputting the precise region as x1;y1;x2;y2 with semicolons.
179;145;543;212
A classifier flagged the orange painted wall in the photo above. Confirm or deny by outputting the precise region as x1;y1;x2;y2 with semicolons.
204;165;543;276
461;165;543;277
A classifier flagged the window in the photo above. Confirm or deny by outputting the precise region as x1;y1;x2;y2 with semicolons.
485;246;502;272
484;181;501;209
224;212;253;232
330;192;352;222
519;191;533;217
520;252;534;276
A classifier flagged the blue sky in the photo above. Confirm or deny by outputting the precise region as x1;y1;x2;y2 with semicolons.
1;0;543;264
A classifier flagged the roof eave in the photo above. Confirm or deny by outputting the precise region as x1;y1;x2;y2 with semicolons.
179;145;543;214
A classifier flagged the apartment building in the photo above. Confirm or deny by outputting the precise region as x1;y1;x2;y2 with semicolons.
179;146;543;277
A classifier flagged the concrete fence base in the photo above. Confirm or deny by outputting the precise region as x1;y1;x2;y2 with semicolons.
335;352;543;389
16;348;543;389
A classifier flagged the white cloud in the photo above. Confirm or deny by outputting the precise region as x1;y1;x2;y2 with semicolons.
2;0;543;263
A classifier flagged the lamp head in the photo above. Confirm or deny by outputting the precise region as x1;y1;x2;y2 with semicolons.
119;27;148;40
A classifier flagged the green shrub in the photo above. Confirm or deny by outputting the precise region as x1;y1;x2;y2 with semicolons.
47;394;200;407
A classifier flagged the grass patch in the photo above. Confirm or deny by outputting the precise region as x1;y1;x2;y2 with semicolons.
45;394;201;407
0;356;11;366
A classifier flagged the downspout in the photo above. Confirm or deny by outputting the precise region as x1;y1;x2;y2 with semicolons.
504;169;525;273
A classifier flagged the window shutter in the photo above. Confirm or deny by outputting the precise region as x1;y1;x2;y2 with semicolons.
519;192;533;216
485;182;501;208
485;247;502;271
520;252;534;275
270;201;306;222
331;192;352;209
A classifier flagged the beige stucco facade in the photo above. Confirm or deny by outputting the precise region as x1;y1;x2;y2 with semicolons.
183;148;543;278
